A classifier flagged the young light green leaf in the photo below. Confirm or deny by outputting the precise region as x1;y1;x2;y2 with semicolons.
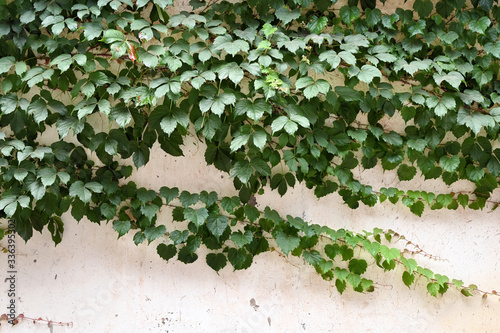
275;232;300;255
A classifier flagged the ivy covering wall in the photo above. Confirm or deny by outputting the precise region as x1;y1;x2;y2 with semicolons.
0;0;499;298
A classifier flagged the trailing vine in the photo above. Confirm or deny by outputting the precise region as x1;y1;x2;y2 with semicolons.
0;0;499;298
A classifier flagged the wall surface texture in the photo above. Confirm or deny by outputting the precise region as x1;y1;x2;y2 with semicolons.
1;0;500;332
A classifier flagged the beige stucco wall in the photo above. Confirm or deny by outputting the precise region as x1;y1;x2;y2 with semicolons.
1;0;500;332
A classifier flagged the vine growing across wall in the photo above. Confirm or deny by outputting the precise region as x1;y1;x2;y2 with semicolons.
0;0;499;298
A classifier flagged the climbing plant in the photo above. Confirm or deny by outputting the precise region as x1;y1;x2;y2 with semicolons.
0;0;499;298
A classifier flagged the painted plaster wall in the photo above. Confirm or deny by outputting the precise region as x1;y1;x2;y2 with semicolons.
1;0;500;332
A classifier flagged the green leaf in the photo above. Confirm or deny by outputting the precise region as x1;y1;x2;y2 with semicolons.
170;230;189;245
303;250;322;266
221;196;240;213
433;71;464;90
410;201;425;217
348;259;367;275
319;51;341;69
356;65;382;83
0;57;15;74
230;160;253;183
457;108;495;135
439;155;460;172
69;181;92;203
100;203;117;220
335;279;347;294
230;132;250;152
403;271;415;287
113;220;131;238
160;115;177;135
160;186;179;204
235;98;271;121
101;29;125;44
84;22;103;40
206;253;227;272
308;15;328;34
275;232;300;255
339;5;360;24
252;128;267;150
427;282;440;297
206;214;228;240
217;62;244;85
141;204;159;221
20;9;36;24
435;274;449;286
144;225;166;243
0;94;18;114
380;245;400;262
231;230;253;248
157;243;177;261
413;0;433;18
469;17;491;35
213;35;249;56
262;23;277;38
397;164;417;181
184;207;209;227
85;182;103;193
304;79;330;99
38;167;57;187
228;248;251;270
27;103;48;126
275;7;300;25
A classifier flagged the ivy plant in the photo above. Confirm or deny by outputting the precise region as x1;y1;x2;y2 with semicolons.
0;0;499;298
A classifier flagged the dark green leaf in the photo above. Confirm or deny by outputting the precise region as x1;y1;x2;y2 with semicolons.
157;243;177;261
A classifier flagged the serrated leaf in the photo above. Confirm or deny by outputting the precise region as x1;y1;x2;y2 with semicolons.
339;5;360;24
160;115;177;135
457;108;495;135
230;160;253;183
217;62;244;85
469;17;491;35
439;155;460;172
275;7;300;25
144;225;166;243
403;271;415;287
397;164;417;181
410;201;425;217
308;15;328;34
69;181;92;203
0;57;15;74
357;65;382;83
157;243;177;261
206;214;228;240
433;71;464;90
275;232;300;255
348;258;367;275
38;167;57;187
27;99;48;124
113;220;131;238
206;253;227;272
235;98;270;121
318;51;341;69
160;186;179;204
230;132;250;152
304;79;330;99
184;207;208;227
427;282;440;297
231;230;253;248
